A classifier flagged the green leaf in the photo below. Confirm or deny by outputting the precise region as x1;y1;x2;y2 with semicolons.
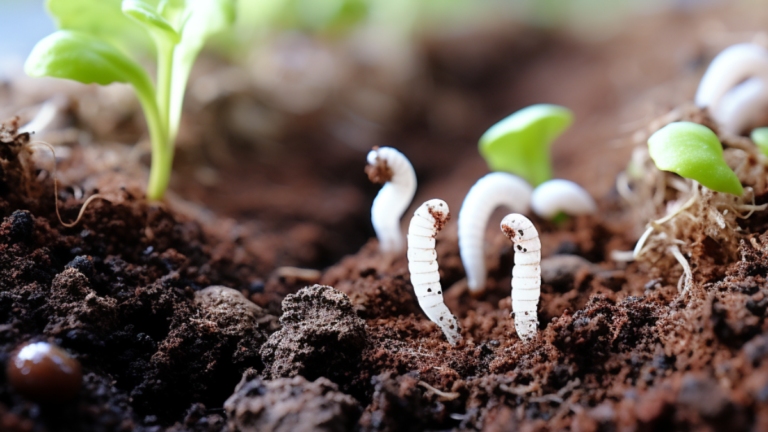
25;30;154;92
648;122;743;196
479;104;573;186
46;0;153;52
751;127;768;157
122;0;180;45
167;0;236;139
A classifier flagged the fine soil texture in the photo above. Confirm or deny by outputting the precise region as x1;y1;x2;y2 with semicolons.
4;4;768;432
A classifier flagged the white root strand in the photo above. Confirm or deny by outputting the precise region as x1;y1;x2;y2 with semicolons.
501;213;541;341
367;147;417;254
531;179;596;219
669;245;693;295
407;199;462;346
695;43;768;110
458;173;532;294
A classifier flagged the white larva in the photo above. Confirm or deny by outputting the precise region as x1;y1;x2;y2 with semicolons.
407;199;462;346
531;179;596;219
712;77;768;135
458;172;532;294
695;43;768;110
500;213;541;341
367;146;417;254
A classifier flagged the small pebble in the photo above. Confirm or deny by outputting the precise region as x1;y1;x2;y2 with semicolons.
7;341;82;403
7;210;34;243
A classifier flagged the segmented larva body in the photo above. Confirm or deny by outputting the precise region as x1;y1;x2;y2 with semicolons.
695;43;768;110
500;214;541;341
713;77;768;135
407;199;462;346
458;173;532;294
531;179;596;220
367;147;417;254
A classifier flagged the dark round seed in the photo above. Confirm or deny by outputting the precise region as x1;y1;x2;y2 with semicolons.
7;342;82;403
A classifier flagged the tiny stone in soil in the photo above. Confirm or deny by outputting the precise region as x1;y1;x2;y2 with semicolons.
6;341;82;403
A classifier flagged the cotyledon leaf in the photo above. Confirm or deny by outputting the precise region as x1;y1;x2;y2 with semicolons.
479;104;573;187
648;122;743;196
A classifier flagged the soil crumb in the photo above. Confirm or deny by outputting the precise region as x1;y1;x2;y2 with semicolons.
224;370;361;432
260;285;368;383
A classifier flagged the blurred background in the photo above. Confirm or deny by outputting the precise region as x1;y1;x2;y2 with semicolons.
0;0;763;274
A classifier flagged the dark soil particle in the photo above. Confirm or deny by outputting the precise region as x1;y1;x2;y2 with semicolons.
260;285;367;384
224;370;361;432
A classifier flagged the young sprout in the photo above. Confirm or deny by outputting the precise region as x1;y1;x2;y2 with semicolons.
479;104;573;186
366;146;417;254
25;0;236;200
751;127;768;156
500;213;541;341
712;77;768;135
458;173;532;294
695;43;768;110
407;199;461;346
647;122;742;196
530;179;596;219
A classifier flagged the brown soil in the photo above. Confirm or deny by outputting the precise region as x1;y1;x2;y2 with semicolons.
4;3;768;432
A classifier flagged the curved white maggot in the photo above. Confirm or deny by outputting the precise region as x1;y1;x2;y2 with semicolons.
367;147;417;254
458;172;532;294
531;179;596;219
500;214;541;341
695;43;768;110
407;199;462;346
712;77;768;135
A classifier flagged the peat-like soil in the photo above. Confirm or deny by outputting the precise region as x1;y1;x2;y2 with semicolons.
4;4;768;432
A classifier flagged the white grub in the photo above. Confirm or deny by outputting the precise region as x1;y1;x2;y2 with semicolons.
695;43;768;110
531;179;596;219
367;146;417;254
407;199;462;346
713;77;768;135
500;214;541;341
458;173;532;294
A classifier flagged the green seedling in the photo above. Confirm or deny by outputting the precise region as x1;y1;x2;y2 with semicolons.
25;0;235;201
751;127;768;157
647;122;743;196
479;104;573;186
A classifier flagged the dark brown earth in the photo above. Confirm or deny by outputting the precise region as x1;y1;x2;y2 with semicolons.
3;3;768;432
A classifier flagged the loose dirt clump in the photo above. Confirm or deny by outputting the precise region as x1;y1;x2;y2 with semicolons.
260;285;368;384
0;121;281;428
224;370;361;432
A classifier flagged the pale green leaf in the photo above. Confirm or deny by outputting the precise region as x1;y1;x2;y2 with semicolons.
479;104;573;186
648;122;743;196
751;127;768;157
25;30;153;94
46;0;153;51
122;0;180;45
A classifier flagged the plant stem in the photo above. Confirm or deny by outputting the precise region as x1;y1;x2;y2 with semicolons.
135;81;171;201
156;41;175;134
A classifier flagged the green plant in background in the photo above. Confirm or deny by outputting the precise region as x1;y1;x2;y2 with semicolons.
648;122;743;196
25;0;236;201
478;104;573;187
751;127;768;157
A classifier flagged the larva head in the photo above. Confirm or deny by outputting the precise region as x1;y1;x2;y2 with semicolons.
500;213;534;243
423;199;450;229
365;146;393;184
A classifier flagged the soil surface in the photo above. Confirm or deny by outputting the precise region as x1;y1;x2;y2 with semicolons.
4;3;768;432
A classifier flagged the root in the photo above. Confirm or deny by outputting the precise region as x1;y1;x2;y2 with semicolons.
24;141;109;228
669;245;693;295
618;104;768;288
